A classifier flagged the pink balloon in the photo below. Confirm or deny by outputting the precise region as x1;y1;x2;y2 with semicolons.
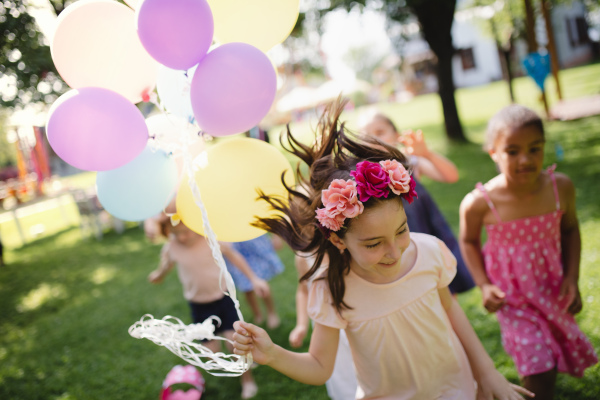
190;43;277;136
46;88;148;171
51;0;158;104
136;0;213;70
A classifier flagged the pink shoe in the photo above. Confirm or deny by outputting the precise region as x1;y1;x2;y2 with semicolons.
161;365;205;400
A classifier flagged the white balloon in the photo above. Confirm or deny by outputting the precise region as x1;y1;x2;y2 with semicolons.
156;65;197;122
145;113;198;154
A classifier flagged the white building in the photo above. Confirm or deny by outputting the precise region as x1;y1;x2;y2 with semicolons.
401;0;595;91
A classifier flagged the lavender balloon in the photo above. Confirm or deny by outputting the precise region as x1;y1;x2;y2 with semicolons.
136;0;213;70
46;88;148;171
190;43;277;136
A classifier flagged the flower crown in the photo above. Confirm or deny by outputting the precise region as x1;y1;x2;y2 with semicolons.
315;159;417;232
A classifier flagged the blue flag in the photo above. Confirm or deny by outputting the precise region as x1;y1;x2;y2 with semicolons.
522;52;550;91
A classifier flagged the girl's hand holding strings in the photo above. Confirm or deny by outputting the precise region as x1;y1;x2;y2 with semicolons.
475;368;535;400
481;283;506;313
559;277;583;315
233;321;276;365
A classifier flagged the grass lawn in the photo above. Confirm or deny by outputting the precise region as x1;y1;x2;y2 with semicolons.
1;63;599;399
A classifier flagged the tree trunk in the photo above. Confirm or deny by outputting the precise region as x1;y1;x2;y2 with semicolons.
500;44;515;102
409;0;467;142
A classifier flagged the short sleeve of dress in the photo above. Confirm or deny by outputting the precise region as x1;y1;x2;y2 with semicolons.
435;238;457;289
307;278;348;330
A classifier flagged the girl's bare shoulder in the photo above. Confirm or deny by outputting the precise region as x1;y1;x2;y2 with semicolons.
460;176;502;214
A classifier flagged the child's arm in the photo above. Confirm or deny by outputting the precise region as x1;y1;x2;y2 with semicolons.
438;288;534;399
557;174;582;314
399;129;459;183
148;243;175;283
233;320;339;385
220;242;270;298
459;192;506;313
290;255;311;348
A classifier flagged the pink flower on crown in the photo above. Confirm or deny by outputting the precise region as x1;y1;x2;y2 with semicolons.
316;208;346;231
316;179;364;231
350;161;390;202
404;177;418;204
379;159;411;195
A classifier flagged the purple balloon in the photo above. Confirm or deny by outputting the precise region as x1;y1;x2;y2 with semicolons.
46;87;148;171
190;43;277;137
136;0;213;70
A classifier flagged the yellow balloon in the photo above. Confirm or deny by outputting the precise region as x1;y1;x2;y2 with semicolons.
177;138;295;242
207;0;300;53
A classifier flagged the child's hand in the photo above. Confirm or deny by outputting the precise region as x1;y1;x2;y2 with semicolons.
289;325;308;348
481;284;506;313
148;270;164;284
251;278;271;298
476;369;534;399
233;320;276;365
559;278;582;315
398;129;430;158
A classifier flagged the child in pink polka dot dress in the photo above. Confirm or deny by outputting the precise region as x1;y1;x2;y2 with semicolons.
459;104;597;399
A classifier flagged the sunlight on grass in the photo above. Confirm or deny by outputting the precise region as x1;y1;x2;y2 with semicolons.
17;283;67;312
90;266;117;285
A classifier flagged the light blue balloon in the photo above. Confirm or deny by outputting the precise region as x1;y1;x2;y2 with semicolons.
96;145;178;222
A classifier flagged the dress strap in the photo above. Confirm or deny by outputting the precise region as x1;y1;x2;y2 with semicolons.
476;182;502;223
547;164;560;210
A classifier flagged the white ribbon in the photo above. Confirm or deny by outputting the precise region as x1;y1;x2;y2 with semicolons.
129;110;252;375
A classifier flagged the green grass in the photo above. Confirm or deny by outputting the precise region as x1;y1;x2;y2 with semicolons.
1;63;599;399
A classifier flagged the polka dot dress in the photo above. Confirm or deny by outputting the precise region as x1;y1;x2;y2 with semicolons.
476;167;597;378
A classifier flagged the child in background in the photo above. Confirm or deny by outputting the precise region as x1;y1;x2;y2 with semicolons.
459;104;597;399
148;216;271;399
225;234;284;329
360;112;475;294
231;99;532;399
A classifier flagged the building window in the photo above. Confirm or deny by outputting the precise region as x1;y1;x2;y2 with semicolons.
457;48;476;70
567;17;590;47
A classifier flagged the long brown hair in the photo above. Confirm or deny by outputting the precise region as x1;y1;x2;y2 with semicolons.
254;98;410;312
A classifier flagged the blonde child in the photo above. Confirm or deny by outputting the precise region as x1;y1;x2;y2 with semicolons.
231;99;532;399
459;104;597;399
360;112;475;294
148;216;270;399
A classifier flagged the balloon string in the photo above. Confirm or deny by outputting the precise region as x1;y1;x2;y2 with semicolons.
129;314;250;376
181;143;244;323
130;116;252;373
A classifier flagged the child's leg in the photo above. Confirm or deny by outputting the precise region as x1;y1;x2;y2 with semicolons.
261;293;280;329
244;291;264;324
223;329;257;399
522;369;557;400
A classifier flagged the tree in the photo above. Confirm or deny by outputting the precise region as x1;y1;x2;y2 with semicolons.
0;0;68;108
327;0;467;142
466;0;528;103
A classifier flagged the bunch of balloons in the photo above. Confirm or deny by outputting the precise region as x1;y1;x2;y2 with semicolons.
46;0;299;241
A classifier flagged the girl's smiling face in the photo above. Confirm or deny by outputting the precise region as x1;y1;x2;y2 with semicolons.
330;199;412;284
489;124;545;186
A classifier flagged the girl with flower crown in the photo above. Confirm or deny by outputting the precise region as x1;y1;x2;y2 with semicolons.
231;99;533;400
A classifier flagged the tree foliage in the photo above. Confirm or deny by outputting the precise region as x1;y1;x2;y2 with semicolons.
323;0;467;141
0;0;67;108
